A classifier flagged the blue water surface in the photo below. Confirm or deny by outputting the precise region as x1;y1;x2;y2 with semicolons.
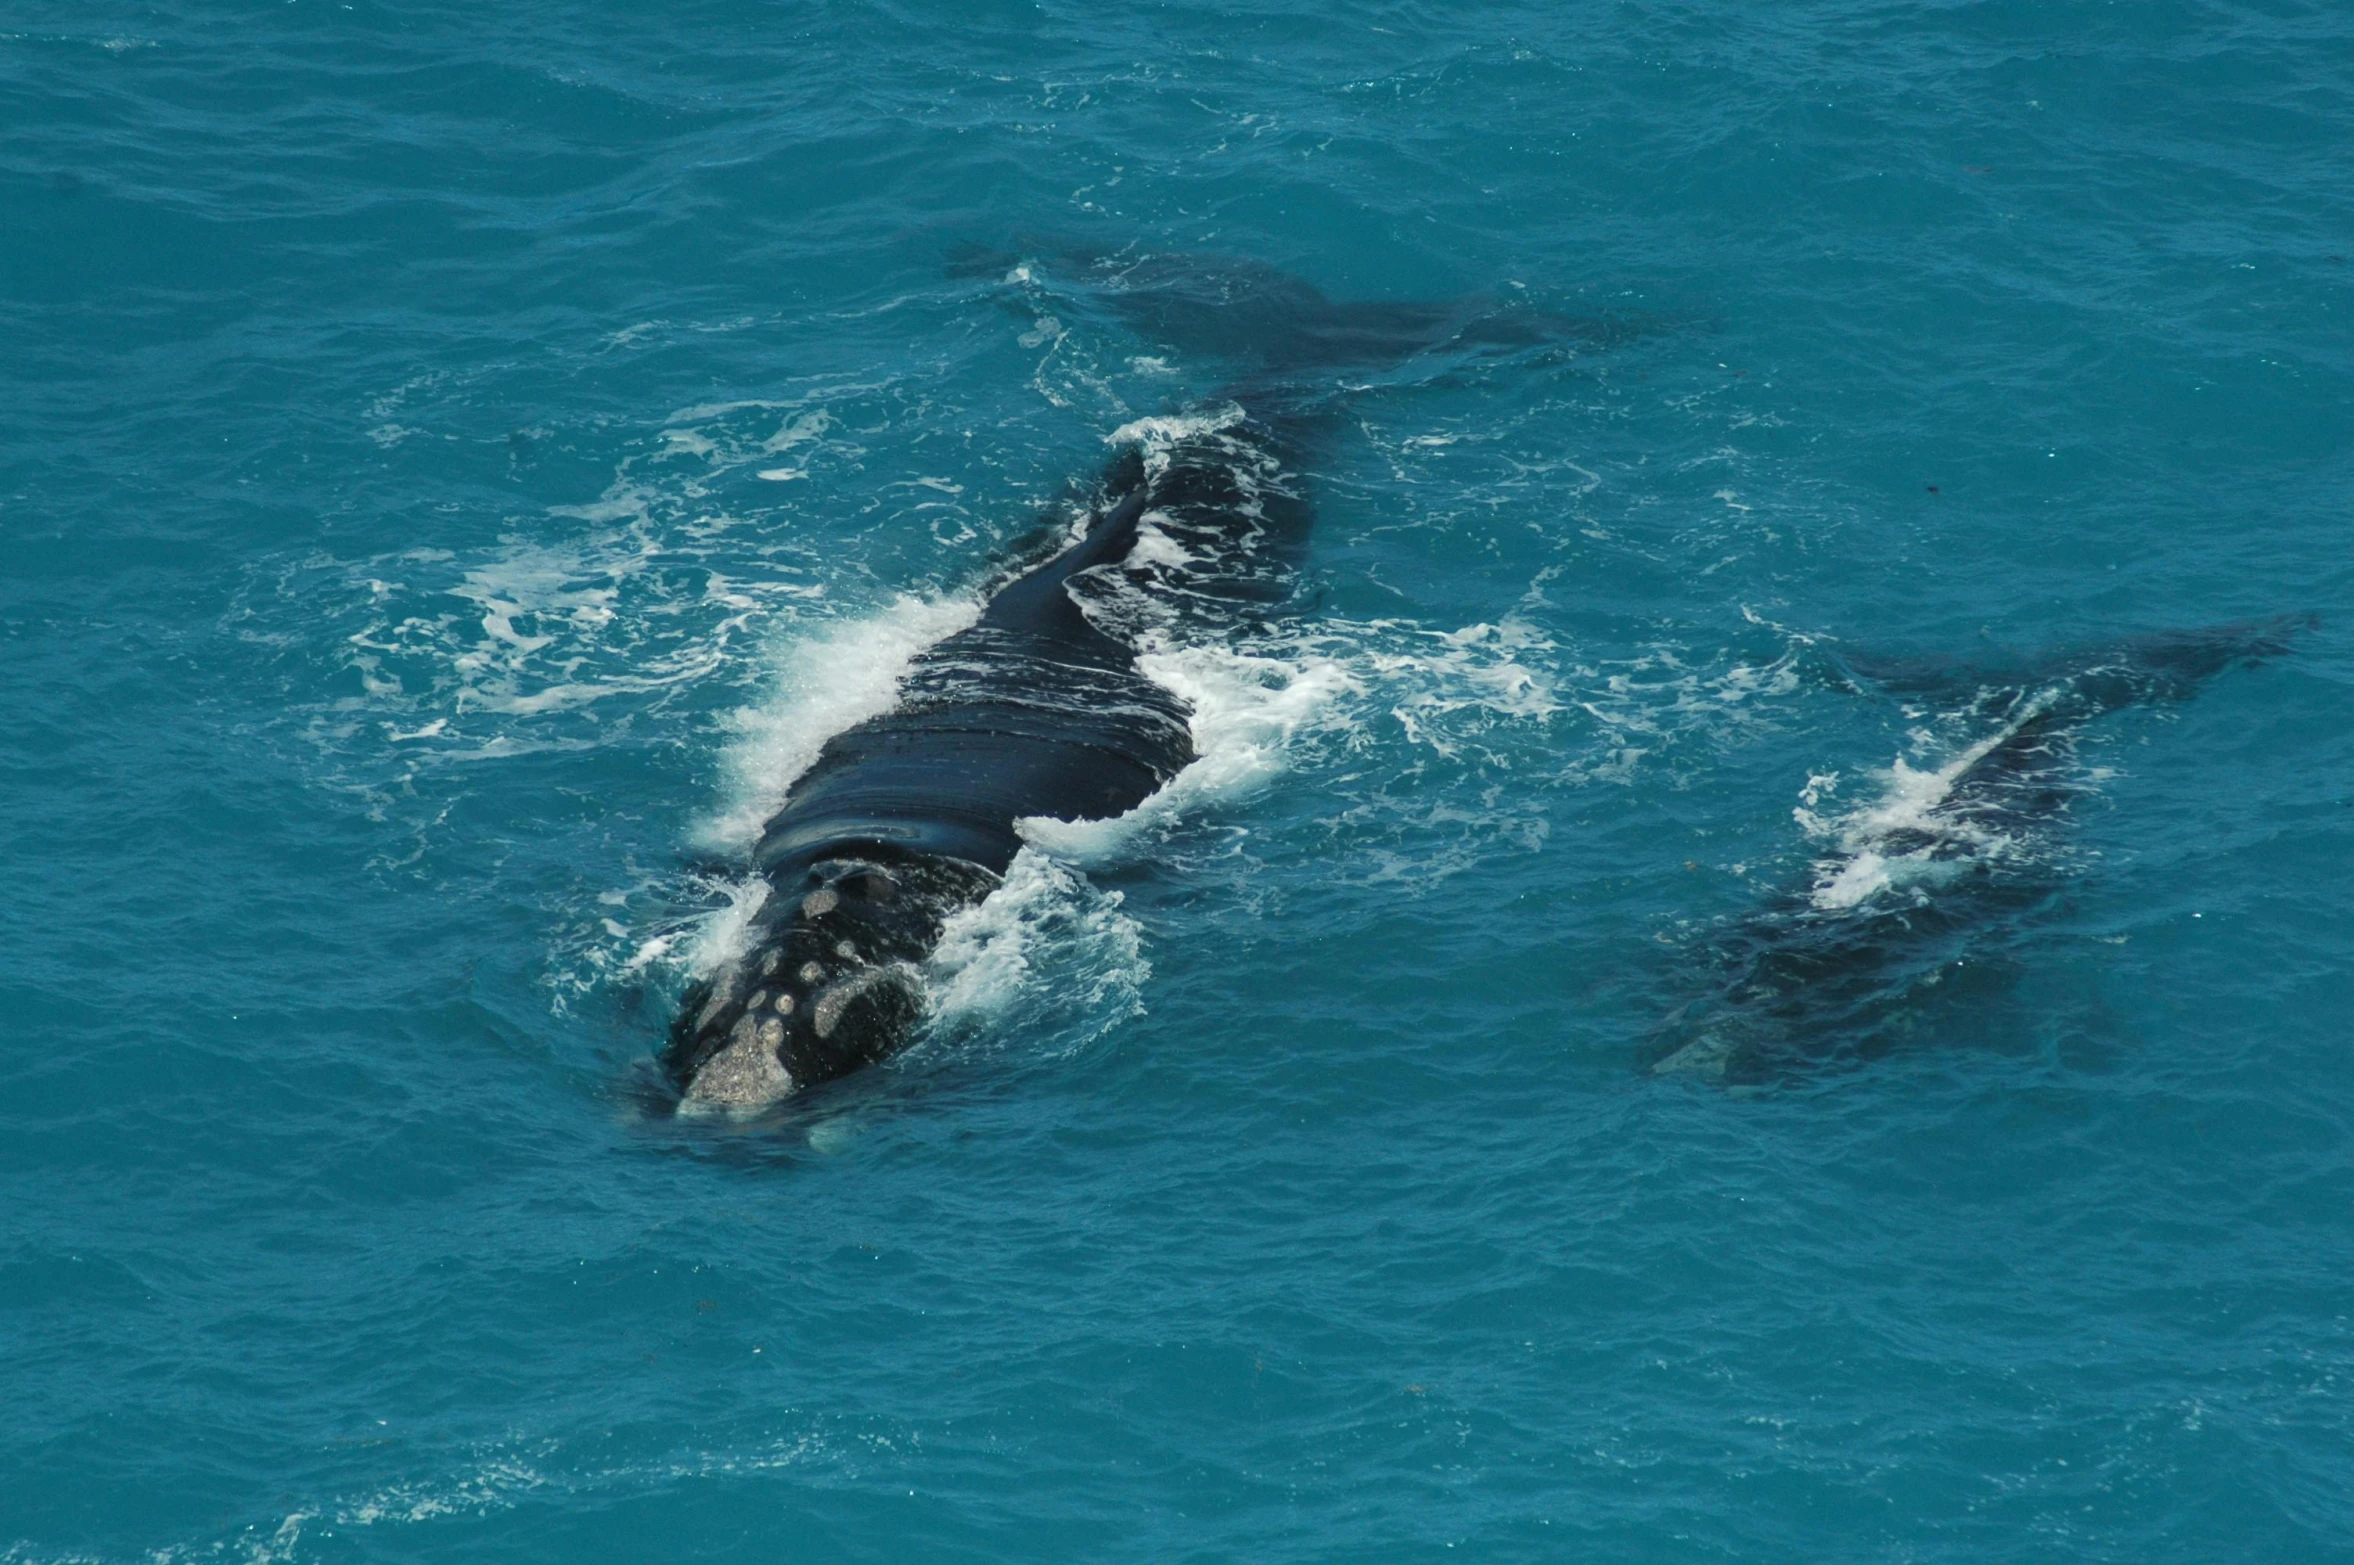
6;2;2353;1560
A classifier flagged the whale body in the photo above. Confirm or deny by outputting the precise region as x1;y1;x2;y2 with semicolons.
663;410;1306;1109
659;249;1625;1109
1644;615;2313;1085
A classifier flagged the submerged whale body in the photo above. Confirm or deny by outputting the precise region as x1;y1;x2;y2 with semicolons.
949;239;1651;371
1644;615;2314;1086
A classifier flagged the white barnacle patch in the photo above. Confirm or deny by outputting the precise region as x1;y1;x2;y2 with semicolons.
799;962;825;984
834;940;857;959
773;993;795;1015
683;1015;794;1112
759;949;781;977
745;989;770;1014
811;965;916;1040
802;889;839;919
758;1017;785;1048
1650;1031;1733;1081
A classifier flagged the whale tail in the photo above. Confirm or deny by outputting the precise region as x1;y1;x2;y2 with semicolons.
1828;612;2317;716
947;237;1665;386
1646;614;2315;1088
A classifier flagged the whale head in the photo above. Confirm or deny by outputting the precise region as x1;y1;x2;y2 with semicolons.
664;853;993;1114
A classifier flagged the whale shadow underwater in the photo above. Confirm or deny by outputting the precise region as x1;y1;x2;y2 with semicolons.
662;249;1629;1112
1643;614;2315;1088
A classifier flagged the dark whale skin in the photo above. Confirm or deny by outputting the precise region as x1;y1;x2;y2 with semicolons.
661;417;1303;1110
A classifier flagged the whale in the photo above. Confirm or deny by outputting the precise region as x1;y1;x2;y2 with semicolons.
665;411;1293;1110
664;252;1605;1110
1643;615;2313;1086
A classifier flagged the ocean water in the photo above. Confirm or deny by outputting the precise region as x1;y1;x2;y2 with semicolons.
7;1;2354;1559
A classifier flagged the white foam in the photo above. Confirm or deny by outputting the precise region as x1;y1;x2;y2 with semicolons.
430;540;723;719
680;876;771;980
1105;404;1246;478
761;409;833;453
643;392;874;485
136;1428;840;1565
1123;512;1193;570
1359;618;1564;748
1800;694;2056;910
700;594;979;852
922;848;1147;1040
337;1460;547;1528
546;478;659;526
1546;631;1814;786
1019;639;1358;865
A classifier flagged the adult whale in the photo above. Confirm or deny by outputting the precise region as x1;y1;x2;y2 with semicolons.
664;251;1612;1110
1643;615;2313;1086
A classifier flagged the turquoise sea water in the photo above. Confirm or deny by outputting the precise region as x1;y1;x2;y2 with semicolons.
7;3;2354;1559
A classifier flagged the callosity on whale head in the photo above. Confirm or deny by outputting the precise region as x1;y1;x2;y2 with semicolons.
663;851;998;1112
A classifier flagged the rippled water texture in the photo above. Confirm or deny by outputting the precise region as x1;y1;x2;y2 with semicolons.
6;3;2353;1560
